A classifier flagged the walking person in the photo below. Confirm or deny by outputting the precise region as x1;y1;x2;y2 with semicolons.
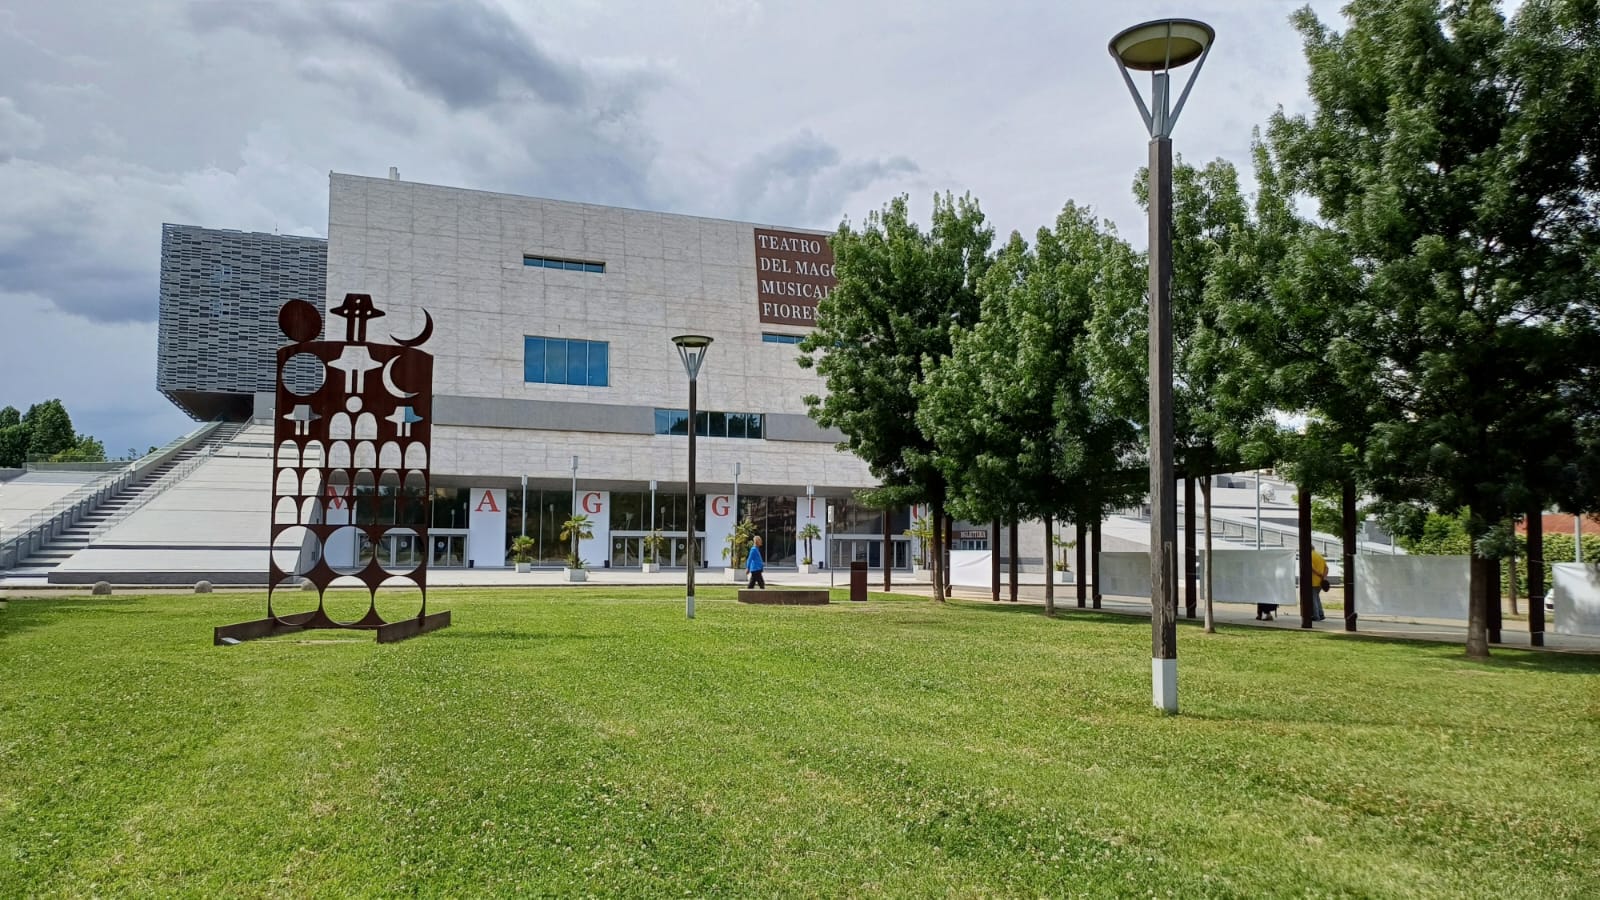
746;536;766;589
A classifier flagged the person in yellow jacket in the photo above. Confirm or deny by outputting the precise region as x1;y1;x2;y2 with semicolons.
1310;548;1330;622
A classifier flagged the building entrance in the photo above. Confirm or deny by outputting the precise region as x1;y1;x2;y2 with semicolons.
430;530;467;568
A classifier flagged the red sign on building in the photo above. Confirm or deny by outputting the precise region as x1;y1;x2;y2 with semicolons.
754;228;837;327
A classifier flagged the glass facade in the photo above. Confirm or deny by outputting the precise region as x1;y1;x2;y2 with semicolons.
654;409;764;439
525;336;609;386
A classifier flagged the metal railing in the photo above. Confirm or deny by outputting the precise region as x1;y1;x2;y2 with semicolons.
1113;504;1396;557
0;421;223;570
86;443;225;541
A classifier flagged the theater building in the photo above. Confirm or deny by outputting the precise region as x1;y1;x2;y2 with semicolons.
155;173;934;572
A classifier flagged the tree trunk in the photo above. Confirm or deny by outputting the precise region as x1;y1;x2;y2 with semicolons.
884;506;893;592
1185;474;1197;619
1009;520;1019;602
1076;518;1087;608
1202;478;1215;634
1527;508;1545;647
1043;515;1056;616
1488;557;1502;645
1342;480;1358;633
1467;551;1491;659
1091;517;1103;609
931;499;945;603
1298;487;1315;628
934;512;947;595
1507;517;1519;616
991;518;1001;603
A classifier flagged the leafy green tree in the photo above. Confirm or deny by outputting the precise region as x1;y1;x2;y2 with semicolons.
920;204;1145;615
50;436;106;463
798;523;821;565
0;406;18;429
21;399;76;460
1263;0;1600;658
0;424;26;468
799;193;994;600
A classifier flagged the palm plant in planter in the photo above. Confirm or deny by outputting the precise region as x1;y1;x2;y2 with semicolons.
560;513;593;581
721;518;759;580
798;522;822;574
905;514;933;572
510;535;536;573
641;530;666;573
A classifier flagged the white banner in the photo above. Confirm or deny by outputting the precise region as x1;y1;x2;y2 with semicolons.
1355;555;1470;620
1551;563;1600;637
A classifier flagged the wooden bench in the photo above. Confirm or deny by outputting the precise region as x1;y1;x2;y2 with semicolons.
737;589;830;605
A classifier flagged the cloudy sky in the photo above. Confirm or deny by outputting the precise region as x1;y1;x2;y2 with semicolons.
0;0;1345;455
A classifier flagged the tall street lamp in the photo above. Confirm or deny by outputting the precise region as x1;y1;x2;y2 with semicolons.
1109;17;1214;715
672;334;713;619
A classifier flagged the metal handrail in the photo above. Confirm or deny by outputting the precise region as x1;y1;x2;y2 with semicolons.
87;443;224;540
0;420;223;569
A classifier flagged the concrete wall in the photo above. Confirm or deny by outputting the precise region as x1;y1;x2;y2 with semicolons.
1355;555;1471;620
324;174;874;495
1550;563;1600;637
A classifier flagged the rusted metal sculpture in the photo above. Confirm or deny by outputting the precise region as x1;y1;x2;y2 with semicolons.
215;294;450;644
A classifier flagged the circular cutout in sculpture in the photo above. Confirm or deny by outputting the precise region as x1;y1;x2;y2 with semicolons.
282;352;325;397
374;575;424;622
271;526;321;576
322;575;372;625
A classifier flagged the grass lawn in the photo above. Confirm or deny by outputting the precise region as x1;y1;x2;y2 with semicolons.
2;588;1598;897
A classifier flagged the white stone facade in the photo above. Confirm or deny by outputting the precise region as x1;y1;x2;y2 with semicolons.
324;173;875;496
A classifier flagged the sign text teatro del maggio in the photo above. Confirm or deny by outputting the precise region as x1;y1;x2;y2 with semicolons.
754;227;838;327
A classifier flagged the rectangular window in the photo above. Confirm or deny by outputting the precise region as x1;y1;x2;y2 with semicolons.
762;333;804;344
524;254;605;274
524;336;545;382
652;409;764;439
524;335;609;387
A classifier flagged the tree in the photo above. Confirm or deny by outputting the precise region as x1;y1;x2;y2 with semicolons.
559;513;593;569
21;400;76;459
798;523;821;565
920;204;1145;615
1263;0;1600;658
722;518;759;571
799;193;994;601
0;423;26;468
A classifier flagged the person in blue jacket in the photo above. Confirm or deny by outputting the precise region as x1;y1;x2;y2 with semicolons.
746;535;766;589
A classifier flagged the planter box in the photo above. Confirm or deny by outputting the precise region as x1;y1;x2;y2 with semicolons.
515;562;531;573
564;568;587;582
798;562;814;575
726;567;745;582
641;562;658;574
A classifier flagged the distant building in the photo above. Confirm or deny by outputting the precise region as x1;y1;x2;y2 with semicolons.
157;224;327;421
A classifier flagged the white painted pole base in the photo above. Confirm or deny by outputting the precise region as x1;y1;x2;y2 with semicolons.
1153;657;1178;713
686;594;695;619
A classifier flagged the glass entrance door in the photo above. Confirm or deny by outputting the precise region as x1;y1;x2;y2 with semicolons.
611;535;641;568
430;532;467;567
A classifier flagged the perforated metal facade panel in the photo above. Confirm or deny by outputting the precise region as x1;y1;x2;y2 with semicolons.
157;224;326;419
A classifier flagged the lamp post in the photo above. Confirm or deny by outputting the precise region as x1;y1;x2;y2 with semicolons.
1110;17;1214;715
672;334;713;618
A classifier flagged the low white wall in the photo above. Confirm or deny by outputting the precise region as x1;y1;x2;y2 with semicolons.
1550;563;1600;637
1098;551;1148;598
1199;549;1295;605
1355;555;1470;620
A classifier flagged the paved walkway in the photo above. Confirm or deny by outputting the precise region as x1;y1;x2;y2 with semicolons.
4;566;1595;655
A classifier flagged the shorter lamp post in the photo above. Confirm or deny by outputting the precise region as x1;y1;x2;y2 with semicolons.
672;334;713;618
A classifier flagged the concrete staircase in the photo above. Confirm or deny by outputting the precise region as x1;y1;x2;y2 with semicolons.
14;423;246;574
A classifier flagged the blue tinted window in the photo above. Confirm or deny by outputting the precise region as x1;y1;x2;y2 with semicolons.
728;413;746;439
524;337;545;382
763;333;803;344
545;339;568;384
583;262;605;273
747;414;763;439
709;412;727;438
566;340;587;384
586;341;608;386
655;409;674;434
653;409;764;438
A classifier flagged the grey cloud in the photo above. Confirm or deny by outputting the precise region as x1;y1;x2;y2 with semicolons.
731;130;919;228
188;0;588;111
0;97;45;158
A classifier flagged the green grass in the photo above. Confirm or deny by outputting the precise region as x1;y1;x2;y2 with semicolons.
2;588;1598;897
